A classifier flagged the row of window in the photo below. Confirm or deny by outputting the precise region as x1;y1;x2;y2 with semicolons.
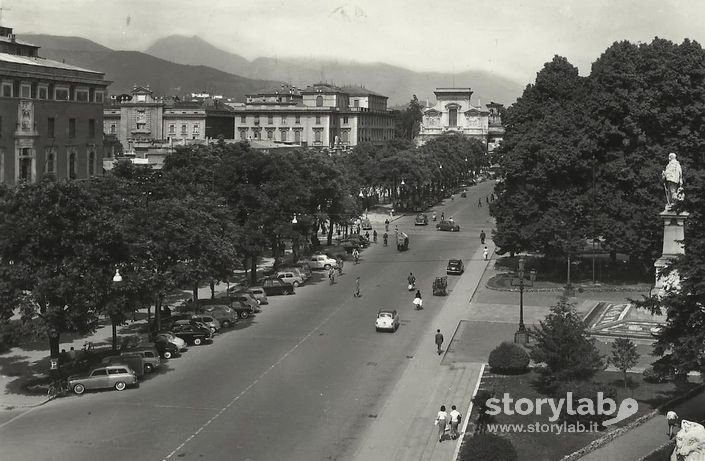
107;122;201;136
15;147;97;183
238;115;359;126
46;117;97;138
1;80;104;103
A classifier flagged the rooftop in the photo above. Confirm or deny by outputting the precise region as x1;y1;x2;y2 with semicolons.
339;85;387;98
0;52;103;75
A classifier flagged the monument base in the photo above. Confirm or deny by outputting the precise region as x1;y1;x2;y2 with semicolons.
655;210;688;296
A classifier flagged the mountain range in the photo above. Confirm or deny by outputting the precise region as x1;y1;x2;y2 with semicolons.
19;34;525;106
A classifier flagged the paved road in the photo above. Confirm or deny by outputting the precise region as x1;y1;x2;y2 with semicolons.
0;182;496;461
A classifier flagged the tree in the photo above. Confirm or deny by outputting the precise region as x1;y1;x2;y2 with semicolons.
530;297;605;390
609;338;640;388
395;95;424;140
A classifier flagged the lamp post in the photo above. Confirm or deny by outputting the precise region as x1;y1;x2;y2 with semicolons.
111;268;122;351
510;256;536;345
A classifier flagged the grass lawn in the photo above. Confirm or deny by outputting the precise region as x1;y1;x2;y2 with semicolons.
473;368;698;461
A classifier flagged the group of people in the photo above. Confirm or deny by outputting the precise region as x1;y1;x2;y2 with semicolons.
435;404;462;442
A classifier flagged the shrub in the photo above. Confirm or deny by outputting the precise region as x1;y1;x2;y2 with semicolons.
643;366;670;383
459;433;517;461
555;381;618;427
488;341;530;374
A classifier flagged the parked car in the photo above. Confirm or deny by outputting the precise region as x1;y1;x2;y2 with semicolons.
291;262;312;280
121;347;161;373
280;266;309;283
375;309;400;332
361;218;372;230
346;234;370;247
154;332;188;352
447;259;465;275
415;213;429;226
171;324;212;345
202;304;239;327
190;315;221;334
68;364;138;395
154;338;181;359
305;254;338;270
261;277;295;296
102;355;147;378
246;286;269;305
338;239;361;253
229;292;261;313
276;270;305;287
436;220;460;232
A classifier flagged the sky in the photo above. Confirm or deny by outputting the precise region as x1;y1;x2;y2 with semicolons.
7;0;705;85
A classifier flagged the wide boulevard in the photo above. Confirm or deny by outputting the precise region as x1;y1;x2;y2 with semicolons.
0;181;495;461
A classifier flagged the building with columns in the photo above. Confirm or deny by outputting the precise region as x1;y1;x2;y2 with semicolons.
103;86;235;167
0;26;109;185
231;83;395;149
416;88;504;151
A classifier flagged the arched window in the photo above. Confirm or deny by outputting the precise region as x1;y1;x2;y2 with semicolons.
46;150;55;175
316;95;323;107
69;151;77;179
88;151;95;176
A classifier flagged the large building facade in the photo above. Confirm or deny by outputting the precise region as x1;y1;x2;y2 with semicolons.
231;83;396;148
416;88;504;151
0;26;109;185
103;86;235;166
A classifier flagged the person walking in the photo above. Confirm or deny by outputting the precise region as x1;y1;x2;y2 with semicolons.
373;229;377;243
384;218;390;232
486;195;489;204
477;198;482;207
483;246;489;260
407;272;416;291
383;232;388;246
435;329;444;355
354;277;361;297
435;405;449;442
449;405;462;440
667;410;679;439
480;230;486;244
440;212;445;221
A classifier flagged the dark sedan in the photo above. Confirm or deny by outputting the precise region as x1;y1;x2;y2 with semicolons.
261;277;295;296
415;214;428;226
171;324;212;346
436;220;460;232
447;259;465;275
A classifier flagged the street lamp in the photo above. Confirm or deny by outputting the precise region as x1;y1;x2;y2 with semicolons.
510;256;536;345
111;269;122;351
112;269;123;283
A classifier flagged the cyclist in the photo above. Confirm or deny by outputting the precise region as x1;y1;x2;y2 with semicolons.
364;231;370;242
337;257;344;275
407;272;416;291
373;230;378;243
328;267;336;284
353;248;360;264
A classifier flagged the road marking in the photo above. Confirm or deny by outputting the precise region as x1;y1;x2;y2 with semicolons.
162;306;343;460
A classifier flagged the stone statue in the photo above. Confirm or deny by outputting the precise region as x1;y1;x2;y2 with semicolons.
662;152;684;208
672;420;705;460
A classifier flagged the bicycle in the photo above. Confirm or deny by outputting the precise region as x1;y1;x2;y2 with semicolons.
47;379;70;400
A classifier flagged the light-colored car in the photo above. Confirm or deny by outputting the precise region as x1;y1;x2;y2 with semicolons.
247;286;268;305
230;292;261;312
203;304;239;327
154;332;187;351
280;266;309;282
121;347;161;373
68;365;138;395
306;254;338;270
276;271;305;287
375;309;400;332
191;315;221;334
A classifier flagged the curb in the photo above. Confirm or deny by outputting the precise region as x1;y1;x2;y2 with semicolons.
453;363;486;461
561;383;705;461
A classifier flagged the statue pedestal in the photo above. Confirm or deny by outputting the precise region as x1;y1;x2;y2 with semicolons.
654;209;688;295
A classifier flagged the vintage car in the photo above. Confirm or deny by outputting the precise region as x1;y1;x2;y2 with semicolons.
436;220;460;232
68;365;138;395
414;214;429;226
375;309;400;332
447;259;465;275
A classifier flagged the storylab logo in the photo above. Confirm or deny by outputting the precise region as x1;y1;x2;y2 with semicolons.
485;392;638;427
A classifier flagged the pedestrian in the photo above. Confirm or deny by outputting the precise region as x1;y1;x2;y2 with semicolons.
483;246;489;260
435;329;444;355
413;290;423;310
449;216;454;224
449;405;462;440
667;410;679;439
477;198;482;207
385;218;390;232
435;405;449;442
365;231;370;242
491;193;495;202
441;212;445;221
480;230;486;244
373;229;378;243
354;277;361;297
486;195;489;204
408;272;416;291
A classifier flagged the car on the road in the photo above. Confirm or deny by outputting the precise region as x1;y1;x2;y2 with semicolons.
447;259;465;275
306;254;339;270
246;286;269;305
415;214;429;226
202;304;239;327
460;191;467;198
361;218;372;230
261;277;295;296
68;364;138;395
436;220;460;232
276;270;305;287
375;309;400;332
171;324;213;345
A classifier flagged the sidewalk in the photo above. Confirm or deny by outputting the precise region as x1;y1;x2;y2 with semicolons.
579;389;705;461
0;259;275;411
350;243;495;461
